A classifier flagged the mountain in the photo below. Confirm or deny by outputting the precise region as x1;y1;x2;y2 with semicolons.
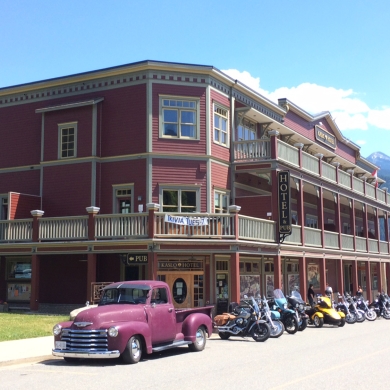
366;152;390;188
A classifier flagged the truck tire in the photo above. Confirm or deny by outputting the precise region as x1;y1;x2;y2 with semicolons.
188;326;206;352
122;335;143;364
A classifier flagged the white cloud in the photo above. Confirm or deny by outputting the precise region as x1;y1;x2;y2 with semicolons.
221;68;388;134
355;140;367;146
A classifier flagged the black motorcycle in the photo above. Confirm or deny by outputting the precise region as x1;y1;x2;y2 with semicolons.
345;293;365;322
354;294;377;321
334;293;356;324
214;296;271;342
369;292;390;319
287;290;309;331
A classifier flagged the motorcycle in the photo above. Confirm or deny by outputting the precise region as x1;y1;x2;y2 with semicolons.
334;293;356;324
369;292;390;319
259;296;284;338
214;296;271;342
354;294;377;321
287;290;309;331
268;289;299;334
306;294;346;328
345;293;365;322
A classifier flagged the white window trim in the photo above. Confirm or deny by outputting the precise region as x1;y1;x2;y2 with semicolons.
58;122;77;159
112;184;134;213
159;185;200;213
159;95;200;140
213;103;229;148
214;189;230;213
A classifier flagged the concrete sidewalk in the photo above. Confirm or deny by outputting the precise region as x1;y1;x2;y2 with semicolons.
0;336;55;366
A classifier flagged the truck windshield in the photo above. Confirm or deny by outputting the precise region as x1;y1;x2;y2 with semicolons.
99;287;150;305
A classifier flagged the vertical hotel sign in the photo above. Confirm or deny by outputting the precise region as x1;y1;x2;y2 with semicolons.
278;170;292;242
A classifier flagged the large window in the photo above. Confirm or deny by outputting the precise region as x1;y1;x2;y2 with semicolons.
306;214;318;229
237;118;256;141
162;189;197;213
214;191;229;213
161;98;198;139
214;105;228;146
58;122;77;158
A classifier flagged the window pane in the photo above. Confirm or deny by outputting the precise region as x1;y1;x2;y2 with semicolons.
182;191;196;206
163;99;169;106
163;190;178;206
163;206;178;212
214;129;219;141
164;124;178;136
164;109;177;122
215;193;220;207
214;114;220;128
181;125;195;137
221;119;227;131
181;111;195;124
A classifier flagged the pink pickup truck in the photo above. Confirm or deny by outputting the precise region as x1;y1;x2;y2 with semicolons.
52;280;213;364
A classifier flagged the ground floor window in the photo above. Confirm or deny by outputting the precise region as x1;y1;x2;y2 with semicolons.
5;257;31;302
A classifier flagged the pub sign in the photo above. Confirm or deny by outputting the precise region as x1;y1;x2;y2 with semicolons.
278;170;292;240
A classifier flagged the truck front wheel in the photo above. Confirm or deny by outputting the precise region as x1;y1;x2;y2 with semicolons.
122;335;143;364
188;326;206;352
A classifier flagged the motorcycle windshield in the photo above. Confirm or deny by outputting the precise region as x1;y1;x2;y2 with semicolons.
274;289;287;306
250;296;260;315
274;289;285;299
291;291;304;302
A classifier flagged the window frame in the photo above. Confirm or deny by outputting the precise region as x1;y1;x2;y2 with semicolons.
112;184;134;214
159;96;200;140
214;189;230;213
159;185;200;213
213;104;229;147
305;214;318;229
58;122;77;159
237;118;257;141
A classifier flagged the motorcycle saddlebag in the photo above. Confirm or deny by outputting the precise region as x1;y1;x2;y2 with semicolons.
214;313;236;326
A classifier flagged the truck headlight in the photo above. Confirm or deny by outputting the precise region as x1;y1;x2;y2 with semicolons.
53;324;62;336
108;326;119;337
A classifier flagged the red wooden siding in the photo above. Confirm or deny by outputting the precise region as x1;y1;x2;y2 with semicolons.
9;192;41;219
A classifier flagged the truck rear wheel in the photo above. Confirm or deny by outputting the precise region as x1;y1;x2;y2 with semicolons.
188;326;206;352
122;335;143;364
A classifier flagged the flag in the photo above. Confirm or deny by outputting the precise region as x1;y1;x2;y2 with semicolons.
372;169;378;187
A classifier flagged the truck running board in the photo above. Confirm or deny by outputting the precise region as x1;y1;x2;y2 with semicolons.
152;340;191;352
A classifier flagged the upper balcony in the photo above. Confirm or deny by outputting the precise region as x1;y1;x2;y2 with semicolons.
0;207;388;256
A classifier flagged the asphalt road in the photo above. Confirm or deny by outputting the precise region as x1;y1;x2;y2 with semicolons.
1;319;390;390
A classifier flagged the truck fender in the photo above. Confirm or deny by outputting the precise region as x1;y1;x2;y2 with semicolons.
113;322;153;354
182;313;213;343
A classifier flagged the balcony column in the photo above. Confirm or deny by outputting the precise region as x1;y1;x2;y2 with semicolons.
316;187;324;248
363;204;369;252
332;162;340;184
296;179;305;245
334;193;342;249
373;208;379;240
228;205;241;240
274;254;282;289
347;169;354;190
294;143;304;169
230;252;240;304
336;259;344;294
147;203;160;280
377;262;383;293
30;210;44;311
314;153;323;177
350;199;356;251
268;130;279;160
319;257;326;294
365;261;372;302
351;260;359;295
298;257;307;300
386;263;390;294
384;213;390;254
85;207;100;302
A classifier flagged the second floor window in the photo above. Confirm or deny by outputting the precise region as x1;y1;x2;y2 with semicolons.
115;188;133;213
214;191;229;213
306;214;318;229
59;123;77;158
161;98;197;139
237;118;256;141
162;189;197;213
214;106;228;146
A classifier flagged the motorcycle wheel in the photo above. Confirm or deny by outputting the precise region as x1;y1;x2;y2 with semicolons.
338;318;346;327
383;310;390;320
298;318;308;331
270;320;284;338
284;316;299;334
218;331;231;340
365;309;377;321
345;312;357;324
251;323;271;342
356;311;365;322
313;315;324;328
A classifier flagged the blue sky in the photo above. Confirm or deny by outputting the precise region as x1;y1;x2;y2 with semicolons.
1;0;389;158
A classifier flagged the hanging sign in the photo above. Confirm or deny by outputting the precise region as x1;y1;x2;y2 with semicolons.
278;170;292;241
315;125;336;149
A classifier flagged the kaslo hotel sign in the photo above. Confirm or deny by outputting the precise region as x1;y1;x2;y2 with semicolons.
278;170;292;242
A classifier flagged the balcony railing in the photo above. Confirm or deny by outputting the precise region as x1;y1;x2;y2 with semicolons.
322;162;336;182
380;241;389;254
366;183;376;198
233;139;271;161
338;170;351;188
341;234;354;251
39;216;88;240
238;216;275;242
368;238;379;253
353;177;364;194
304;227;322;247
356;236;367;252
283;225;302;245
0;219;32;242
277;141;299;166
95;214;148;239
302;152;319;175
324;231;339;249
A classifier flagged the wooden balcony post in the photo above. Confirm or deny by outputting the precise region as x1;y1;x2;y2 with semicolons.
365;261;372;302
373;207;379;240
86;206;100;241
377;262;383;293
274;254;282;289
336;259;344;294
30;210;44;311
297;179;305;245
294;143;304;168
319;257;326;294
230;252;240;304
147;203;159;238
317;187;324;248
147;203;160;280
351;260;359;295
332;162;340;185
363;204;369;251
268;130;279;160
315;153;323;177
228;205;241;240
386;263;390;294
334;193;342;249
299;257;307;300
350;199;356;251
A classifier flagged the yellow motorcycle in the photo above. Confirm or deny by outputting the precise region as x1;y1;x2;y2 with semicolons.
306;294;345;328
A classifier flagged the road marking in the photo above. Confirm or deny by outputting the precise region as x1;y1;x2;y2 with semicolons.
270;345;390;389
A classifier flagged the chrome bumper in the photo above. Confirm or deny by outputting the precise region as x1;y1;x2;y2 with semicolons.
52;349;120;359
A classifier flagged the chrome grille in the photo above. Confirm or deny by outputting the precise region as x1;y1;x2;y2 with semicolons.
61;329;108;351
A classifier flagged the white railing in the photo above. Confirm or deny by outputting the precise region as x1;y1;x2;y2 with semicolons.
322;162;336;182
355;236;367;252
353;177;364;194
0;219;32;242
368;239;379;253
377;188;386;203
338;170;351;188
302;152;319;175
304;227;322;247
366;183;375;198
39;216;88;240
283;225;302;245
155;213;235;237
233;139;271;160
238;216;276;242
341;234;354;250
95;214;148;239
324;231;339;249
380;241;389;254
277;140;299;166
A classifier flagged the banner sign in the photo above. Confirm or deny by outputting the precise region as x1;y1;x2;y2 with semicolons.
278;170;292;237
315;125;336;149
165;214;209;226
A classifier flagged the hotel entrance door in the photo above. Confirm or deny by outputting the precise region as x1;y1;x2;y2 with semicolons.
165;274;192;308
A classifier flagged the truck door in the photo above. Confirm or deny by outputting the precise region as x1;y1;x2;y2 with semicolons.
147;287;176;344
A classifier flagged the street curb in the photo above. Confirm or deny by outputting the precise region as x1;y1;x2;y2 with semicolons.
0;355;59;367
